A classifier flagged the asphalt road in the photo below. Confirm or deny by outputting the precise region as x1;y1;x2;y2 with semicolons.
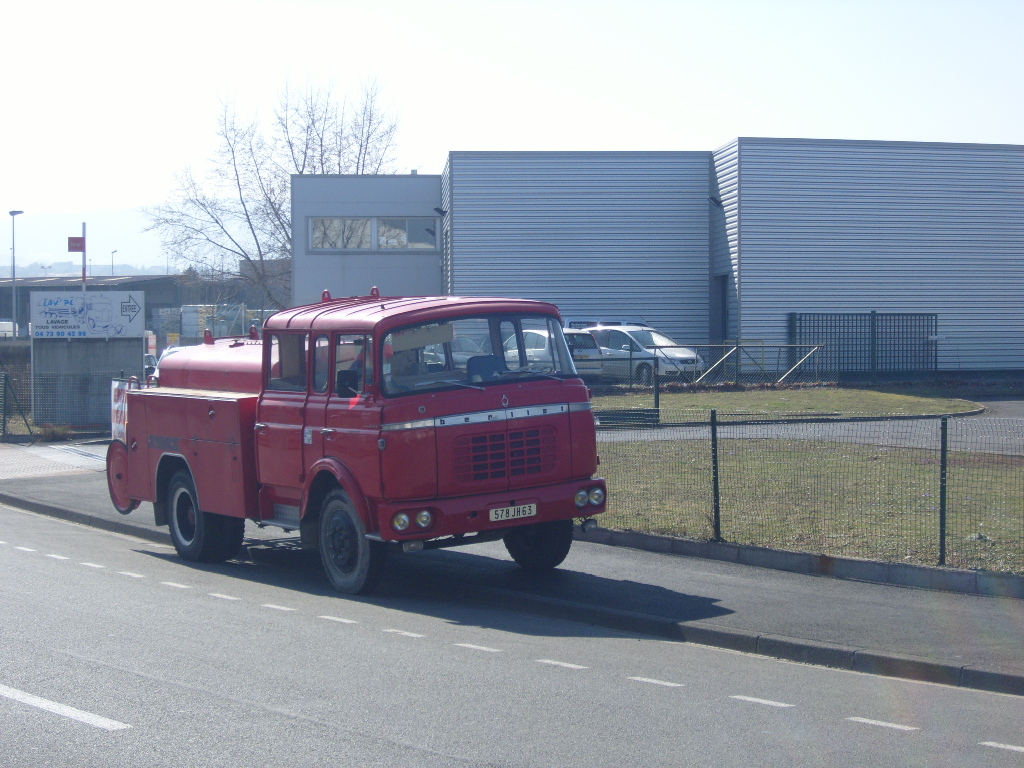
3;509;1024;768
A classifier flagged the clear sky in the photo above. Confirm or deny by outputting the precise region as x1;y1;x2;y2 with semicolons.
2;0;1022;272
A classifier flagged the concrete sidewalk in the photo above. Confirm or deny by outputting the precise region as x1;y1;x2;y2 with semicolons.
1;440;1022;696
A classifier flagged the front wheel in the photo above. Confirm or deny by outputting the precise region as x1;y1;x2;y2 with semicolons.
503;519;575;571
319;489;386;595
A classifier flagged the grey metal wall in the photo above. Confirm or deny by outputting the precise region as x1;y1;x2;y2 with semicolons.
710;141;740;342
444;151;712;343
733;138;1024;370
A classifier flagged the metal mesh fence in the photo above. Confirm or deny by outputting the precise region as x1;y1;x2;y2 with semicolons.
596;414;1024;574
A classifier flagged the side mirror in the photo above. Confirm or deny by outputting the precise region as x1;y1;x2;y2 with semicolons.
336;369;360;395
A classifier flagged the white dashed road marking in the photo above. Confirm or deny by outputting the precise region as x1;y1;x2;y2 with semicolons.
320;616;358;624
629;677;684;687
15;547;36;552
537;659;588;670
847;717;918;731
981;742;1024;753
262;604;296;611
160;582;191;589
210;593;241;600
80;563;105;569
731;695;795;708
384;629;424;638
46;554;70;560
455;643;502;653
118;572;145;578
0;683;130;731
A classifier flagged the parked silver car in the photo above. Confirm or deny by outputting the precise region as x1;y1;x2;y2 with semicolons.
586;325;703;385
564;329;603;381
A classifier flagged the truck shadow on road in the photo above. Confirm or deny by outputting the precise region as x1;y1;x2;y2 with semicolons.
135;538;732;640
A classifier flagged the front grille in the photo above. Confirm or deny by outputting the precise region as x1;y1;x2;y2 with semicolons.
454;427;556;482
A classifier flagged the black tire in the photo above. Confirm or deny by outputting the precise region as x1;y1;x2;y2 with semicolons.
503;519;574;571
166;470;240;563
319;489;385;595
634;363;653;387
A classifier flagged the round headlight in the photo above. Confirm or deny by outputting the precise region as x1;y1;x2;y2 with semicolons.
588;486;605;506
415;510;433;528
392;512;411;531
575;489;590;508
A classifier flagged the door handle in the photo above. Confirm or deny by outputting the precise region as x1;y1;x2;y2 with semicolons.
321;428;336;435
255;423;268;431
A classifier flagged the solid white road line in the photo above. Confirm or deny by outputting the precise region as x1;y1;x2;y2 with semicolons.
537;659;588;670
730;695;795;708
0;683;130;731
262;604;296;611
980;742;1024;753
455;643;502;653
384;629;424;638
160;582;191;589
320;616;358;624
209;593;241;600
629;677;684;687
846;717;918;731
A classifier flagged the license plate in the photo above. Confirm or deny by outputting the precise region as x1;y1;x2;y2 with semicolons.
489;503;537;522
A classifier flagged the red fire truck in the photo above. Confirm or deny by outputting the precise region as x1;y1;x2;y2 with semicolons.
106;290;606;594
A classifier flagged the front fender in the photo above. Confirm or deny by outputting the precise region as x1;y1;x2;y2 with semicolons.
301;456;373;531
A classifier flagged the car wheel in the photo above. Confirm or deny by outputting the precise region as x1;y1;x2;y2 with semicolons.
319;489;386;594
503;519;574;571
167;470;233;562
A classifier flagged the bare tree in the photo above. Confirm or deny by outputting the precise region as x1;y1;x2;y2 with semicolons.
144;82;399;309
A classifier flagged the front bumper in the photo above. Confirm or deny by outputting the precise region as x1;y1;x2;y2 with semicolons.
373;476;606;542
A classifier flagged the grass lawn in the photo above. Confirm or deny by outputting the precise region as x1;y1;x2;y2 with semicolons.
590;382;1024;574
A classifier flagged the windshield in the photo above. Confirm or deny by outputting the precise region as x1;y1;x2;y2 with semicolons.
630;329;677;348
381;314;575;396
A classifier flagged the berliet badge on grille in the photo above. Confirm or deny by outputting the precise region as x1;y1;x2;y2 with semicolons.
501;394;509;408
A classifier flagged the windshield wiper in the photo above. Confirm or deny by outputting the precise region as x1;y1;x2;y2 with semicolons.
500;368;564;382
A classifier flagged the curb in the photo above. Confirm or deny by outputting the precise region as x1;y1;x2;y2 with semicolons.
2;492;1021;697
575;527;1024;600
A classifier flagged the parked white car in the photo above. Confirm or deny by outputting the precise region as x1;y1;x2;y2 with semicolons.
564;329;603;381
586;325;704;385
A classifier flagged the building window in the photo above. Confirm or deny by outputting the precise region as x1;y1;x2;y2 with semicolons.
378;218;437;249
311;217;372;250
310;217;437;252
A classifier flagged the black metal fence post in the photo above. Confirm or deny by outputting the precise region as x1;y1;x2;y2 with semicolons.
653;356;660;413
939;415;949;566
711;408;722;541
1;373;7;439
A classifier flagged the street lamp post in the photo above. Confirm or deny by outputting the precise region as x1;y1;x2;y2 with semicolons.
111;249;117;276
9;210;23;336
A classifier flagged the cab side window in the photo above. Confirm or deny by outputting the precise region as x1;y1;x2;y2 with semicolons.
267;333;309;392
334;334;370;395
312;335;330;393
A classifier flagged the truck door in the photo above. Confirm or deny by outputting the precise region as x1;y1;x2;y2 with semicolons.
302;334;332;473
256;332;310;496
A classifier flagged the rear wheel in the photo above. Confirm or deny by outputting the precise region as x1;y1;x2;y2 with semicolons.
503;519;575;571
166;470;240;562
105;440;139;514
319;489;386;594
634;363;653;387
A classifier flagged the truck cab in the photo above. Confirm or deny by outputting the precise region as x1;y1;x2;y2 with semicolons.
108;291;606;594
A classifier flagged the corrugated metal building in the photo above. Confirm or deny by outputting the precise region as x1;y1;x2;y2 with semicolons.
291;137;1024;372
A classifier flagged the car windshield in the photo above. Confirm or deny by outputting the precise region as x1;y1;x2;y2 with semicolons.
630;330;678;348
380;314;575;396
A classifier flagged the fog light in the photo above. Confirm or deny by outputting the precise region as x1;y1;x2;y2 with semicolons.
588;486;605;506
392;512;411;531
415;509;433;528
574;489;590;508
